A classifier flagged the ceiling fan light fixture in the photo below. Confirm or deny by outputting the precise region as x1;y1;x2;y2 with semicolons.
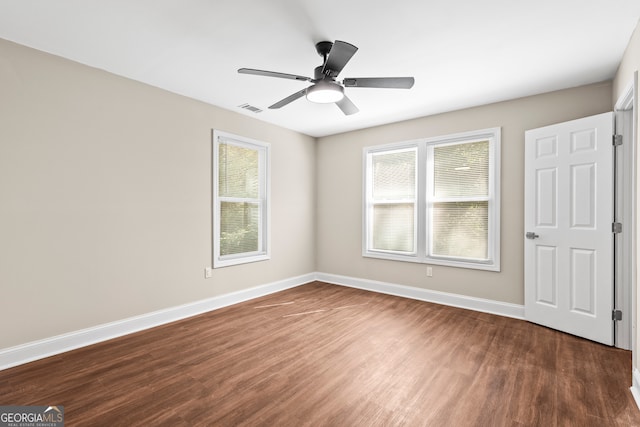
306;80;344;103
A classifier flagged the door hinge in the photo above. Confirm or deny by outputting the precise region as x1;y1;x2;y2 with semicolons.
613;310;623;321
613;222;623;233
613;135;623;146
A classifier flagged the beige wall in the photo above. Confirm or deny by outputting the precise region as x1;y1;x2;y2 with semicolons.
0;39;316;349
613;19;640;374
316;82;612;305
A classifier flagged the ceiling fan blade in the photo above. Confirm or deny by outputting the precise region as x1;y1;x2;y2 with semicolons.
238;68;311;82
269;87;309;109
322;41;358;77
336;95;359;115
343;77;415;89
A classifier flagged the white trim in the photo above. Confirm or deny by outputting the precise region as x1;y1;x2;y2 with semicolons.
615;79;635;111
0;273;314;372
614;79;636;350
631;368;640;410
315;272;524;320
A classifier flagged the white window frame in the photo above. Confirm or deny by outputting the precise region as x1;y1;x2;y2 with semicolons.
213;130;270;268
363;128;501;271
364;143;420;258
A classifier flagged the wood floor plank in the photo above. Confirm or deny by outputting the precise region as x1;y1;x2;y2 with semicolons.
0;281;638;426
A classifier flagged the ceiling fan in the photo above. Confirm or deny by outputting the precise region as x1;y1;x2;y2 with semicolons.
238;40;415;115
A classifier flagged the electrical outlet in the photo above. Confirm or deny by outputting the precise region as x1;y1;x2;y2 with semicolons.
427;266;433;277
205;267;213;278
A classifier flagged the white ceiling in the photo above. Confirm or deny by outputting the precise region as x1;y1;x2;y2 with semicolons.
1;1;639;137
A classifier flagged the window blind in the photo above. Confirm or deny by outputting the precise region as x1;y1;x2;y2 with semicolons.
370;148;417;253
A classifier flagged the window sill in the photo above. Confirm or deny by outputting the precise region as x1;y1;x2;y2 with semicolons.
363;252;500;272
214;253;270;269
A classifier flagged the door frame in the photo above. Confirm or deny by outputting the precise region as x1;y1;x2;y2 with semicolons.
614;76;637;350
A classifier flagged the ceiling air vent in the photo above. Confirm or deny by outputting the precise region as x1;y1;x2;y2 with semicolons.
238;103;263;114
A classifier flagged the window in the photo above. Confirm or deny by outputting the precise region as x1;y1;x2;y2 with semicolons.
367;146;418;255
213;130;270;268
364;128;500;271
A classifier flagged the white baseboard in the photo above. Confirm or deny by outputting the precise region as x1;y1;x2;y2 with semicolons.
0;271;525;372
0;273;315;372
631;368;640;410
315;272;525;320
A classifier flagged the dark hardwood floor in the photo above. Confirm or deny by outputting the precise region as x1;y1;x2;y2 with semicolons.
1;281;638;426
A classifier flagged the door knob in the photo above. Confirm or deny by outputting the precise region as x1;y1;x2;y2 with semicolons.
526;232;539;239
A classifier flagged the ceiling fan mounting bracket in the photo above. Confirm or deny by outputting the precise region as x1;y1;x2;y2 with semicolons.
315;41;333;59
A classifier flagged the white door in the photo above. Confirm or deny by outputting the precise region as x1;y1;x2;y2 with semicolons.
524;112;614;345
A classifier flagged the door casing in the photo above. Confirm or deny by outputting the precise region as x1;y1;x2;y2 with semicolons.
614;78;637;350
